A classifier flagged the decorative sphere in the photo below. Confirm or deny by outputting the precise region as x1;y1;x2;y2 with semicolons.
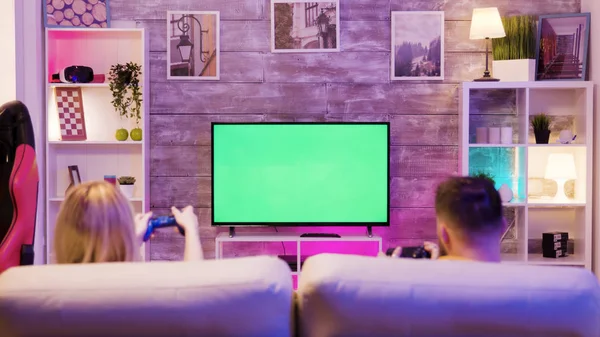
115;128;129;141
130;128;143;141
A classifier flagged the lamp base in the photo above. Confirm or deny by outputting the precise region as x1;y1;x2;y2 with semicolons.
552;179;570;203
474;76;500;82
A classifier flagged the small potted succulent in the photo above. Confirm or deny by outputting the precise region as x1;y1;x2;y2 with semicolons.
118;176;136;198
109;62;143;141
532;113;551;144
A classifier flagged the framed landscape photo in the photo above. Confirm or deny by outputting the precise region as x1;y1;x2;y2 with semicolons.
391;11;444;81
271;0;340;53
166;11;220;80
535;13;590;81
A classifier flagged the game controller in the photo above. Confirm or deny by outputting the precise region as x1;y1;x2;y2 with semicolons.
143;216;185;241
385;245;431;259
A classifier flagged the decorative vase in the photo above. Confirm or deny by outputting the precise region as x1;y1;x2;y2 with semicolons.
488;127;500;144
130;128;143;141
116;128;129;141
492;59;536;82
119;184;134;199
534;129;551;144
498;184;514;203
500;127;513;144
475;127;488;144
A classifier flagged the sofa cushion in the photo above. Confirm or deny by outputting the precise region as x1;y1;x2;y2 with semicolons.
297;254;600;337
0;256;293;337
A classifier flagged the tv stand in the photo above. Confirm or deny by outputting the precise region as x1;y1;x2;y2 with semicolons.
214;233;382;277
229;227;235;238
300;233;341;238
366;226;373;238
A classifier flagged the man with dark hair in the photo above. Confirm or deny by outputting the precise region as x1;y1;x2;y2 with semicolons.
385;176;506;262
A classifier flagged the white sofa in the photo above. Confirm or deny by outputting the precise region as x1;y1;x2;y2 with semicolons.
0;256;293;337
297;254;600;337
1;254;599;337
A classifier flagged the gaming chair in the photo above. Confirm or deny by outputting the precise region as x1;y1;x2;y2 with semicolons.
0;100;39;274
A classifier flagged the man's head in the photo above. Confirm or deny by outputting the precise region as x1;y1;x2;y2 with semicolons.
435;177;506;260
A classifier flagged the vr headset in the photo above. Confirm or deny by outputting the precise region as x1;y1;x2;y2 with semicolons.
52;66;94;83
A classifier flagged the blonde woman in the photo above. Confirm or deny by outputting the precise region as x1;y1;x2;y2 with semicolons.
53;181;203;264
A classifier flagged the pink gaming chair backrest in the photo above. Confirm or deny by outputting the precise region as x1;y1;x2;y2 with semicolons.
0;100;39;274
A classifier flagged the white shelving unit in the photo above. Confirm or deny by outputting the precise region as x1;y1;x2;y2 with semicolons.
215;233;383;276
460;81;593;270
44;28;149;263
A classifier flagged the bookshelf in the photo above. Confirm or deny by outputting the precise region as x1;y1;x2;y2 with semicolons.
460;81;593;270
45;28;149;262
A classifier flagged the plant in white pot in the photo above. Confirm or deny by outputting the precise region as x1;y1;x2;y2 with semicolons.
118;176;136;199
491;15;536;81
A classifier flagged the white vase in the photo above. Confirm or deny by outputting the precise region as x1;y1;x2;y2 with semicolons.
119;184;135;199
492;59;536;82
475;127;488;143
498;184;514;203
500;127;513;144
488;127;500;144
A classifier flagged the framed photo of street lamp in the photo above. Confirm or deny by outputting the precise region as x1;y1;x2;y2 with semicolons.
535;13;590;81
271;0;340;53
391;11;444;81
166;11;220;80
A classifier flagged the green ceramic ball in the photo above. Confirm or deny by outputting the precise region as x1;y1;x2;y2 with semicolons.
130;128;143;141
115;128;129;141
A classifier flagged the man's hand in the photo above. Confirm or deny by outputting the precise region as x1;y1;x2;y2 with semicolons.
423;241;440;260
378;247;402;258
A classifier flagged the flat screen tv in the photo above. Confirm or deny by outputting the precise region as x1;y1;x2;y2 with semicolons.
211;123;390;226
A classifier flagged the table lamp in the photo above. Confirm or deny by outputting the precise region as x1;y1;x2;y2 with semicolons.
469;7;506;81
544;153;577;202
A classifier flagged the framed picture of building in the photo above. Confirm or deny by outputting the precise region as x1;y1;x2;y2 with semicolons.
166;11;220;80
271;0;340;53
535;13;590;81
391;11;444;81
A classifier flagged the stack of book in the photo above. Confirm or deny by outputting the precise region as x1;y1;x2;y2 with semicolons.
542;232;569;258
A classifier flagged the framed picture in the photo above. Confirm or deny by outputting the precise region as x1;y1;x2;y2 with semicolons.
535;13;590;81
68;165;81;186
391;11;444;81
44;0;110;28
166;11;220;80
271;0;340;53
55;87;87;141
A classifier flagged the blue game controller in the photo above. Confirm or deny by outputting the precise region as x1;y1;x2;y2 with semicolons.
143;216;185;241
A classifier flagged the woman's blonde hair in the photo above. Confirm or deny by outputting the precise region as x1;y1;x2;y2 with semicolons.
54;181;140;264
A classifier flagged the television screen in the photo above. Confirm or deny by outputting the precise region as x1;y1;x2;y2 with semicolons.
211;123;389;226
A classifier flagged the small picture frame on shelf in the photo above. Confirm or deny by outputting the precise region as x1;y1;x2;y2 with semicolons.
535;13;590;81
66;165;82;194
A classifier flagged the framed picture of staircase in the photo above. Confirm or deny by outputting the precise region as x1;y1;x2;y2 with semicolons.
166;11;220;80
535;13;590;81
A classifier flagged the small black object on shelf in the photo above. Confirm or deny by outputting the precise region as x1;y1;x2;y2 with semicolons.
542;232;569;258
300;233;341;238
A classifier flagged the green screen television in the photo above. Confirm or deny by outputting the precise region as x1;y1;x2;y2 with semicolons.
211;123;390;226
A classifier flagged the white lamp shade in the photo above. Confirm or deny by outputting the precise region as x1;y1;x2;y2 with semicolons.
469;7;506;40
544;153;578;180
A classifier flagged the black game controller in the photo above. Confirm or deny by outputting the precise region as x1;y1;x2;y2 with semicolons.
386;246;431;259
143;216;185;241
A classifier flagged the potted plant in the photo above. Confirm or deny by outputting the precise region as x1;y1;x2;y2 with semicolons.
118;176;136;198
532;113;551;144
472;171;496;186
491;15;536;81
108;62;143;141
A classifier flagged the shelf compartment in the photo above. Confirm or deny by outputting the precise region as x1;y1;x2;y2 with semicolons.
468;146;527;202
467;88;527;145
527;146;586;203
46;143;144;199
501;206;526;261
527;207;586;264
529;88;589;145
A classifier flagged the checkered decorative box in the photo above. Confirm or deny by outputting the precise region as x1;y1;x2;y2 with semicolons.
55;87;87;141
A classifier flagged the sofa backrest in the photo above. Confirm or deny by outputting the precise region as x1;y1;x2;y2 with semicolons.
297;254;600;337
0;256;294;337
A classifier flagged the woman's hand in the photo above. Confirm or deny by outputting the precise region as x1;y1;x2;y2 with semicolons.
171;206;199;235
134;211;153;243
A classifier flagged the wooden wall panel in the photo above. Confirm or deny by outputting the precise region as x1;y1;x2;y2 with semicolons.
109;0;580;260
